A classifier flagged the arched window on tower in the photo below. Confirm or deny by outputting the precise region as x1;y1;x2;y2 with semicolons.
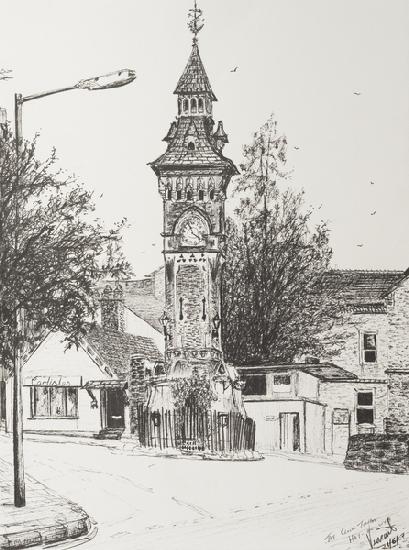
166;186;172;200
179;297;184;320
209;177;215;200
198;98;204;113
186;177;193;200
197;177;205;201
183;99;189;112
178;99;182;115
191;98;197;113
176;177;183;200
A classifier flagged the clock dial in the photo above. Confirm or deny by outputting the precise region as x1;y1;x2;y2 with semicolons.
179;216;207;246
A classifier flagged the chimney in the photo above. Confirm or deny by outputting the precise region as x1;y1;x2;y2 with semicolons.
100;284;125;332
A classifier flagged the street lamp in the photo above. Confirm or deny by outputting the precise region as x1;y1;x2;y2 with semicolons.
12;68;135;508
160;311;171;341
212;313;221;340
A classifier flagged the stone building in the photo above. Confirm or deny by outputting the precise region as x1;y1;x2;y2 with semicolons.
238;269;409;457
148;10;244;414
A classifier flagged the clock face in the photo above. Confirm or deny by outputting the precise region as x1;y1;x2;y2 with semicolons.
179;216;207;246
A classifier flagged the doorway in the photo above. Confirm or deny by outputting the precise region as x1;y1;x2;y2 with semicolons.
279;412;300;452
105;388;125;429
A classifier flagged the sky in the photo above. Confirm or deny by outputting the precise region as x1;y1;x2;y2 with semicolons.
0;0;408;278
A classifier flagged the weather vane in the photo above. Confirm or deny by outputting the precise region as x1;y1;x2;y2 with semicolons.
188;0;204;43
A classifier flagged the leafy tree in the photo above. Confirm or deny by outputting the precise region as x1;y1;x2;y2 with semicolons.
0;127;131;371
171;367;216;412
222;115;345;364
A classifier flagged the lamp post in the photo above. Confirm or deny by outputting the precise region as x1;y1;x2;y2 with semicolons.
212;313;221;340
12;68;136;507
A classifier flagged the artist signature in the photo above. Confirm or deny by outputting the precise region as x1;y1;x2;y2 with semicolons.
324;516;406;549
366;518;405;549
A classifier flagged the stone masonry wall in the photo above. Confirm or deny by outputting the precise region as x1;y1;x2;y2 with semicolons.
321;311;388;379
387;278;409;370
385;372;409;434
129;354;147;437
344;434;409;474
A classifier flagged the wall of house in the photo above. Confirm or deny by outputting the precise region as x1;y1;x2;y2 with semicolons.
244;399;306;453
6;331;114;434
22;387;102;433
305;401;325;454
124;308;165;353
321;312;389;379
387;278;409;370
319;381;388;455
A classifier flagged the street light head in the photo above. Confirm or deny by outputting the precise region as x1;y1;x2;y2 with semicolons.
75;69;136;91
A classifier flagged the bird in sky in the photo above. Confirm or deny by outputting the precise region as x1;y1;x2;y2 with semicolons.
353;91;362;96
370;181;375;185
0;68;12;80
356;244;364;247
294;146;300;150
151;243;156;247
99;193;104;198
230;66;238;73
370;210;376;215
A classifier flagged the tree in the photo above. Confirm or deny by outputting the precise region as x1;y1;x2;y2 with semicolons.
222;115;345;364
0;127;130;365
0;127;131;505
171;367;216;413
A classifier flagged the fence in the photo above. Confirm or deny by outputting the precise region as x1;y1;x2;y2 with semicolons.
135;405;256;452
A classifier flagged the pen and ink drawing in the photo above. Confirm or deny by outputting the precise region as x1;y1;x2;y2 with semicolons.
0;1;409;549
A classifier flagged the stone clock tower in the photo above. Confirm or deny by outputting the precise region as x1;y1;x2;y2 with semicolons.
150;3;241;412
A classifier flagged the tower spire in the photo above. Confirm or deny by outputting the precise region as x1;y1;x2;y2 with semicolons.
188;0;204;44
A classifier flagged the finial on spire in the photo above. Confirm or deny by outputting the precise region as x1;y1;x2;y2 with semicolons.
188;0;204;44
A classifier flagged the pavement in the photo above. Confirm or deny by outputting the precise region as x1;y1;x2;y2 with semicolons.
2;432;409;550
0;446;92;550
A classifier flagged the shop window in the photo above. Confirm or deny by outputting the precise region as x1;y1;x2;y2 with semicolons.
363;333;377;363
31;386;78;418
356;391;374;424
242;374;266;396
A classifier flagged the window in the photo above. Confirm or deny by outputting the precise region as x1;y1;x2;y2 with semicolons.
198;190;204;200
209;189;215;200
191;98;197;113
198;98;204;112
178;99;182;115
166;187;172;200
177;190;182;200
242;374;266;396
179;297;184;320
31;386;78;418
273;375;291;386
188;141;195;151
186;187;193;200
356;391;374;424
363;333;377;363
183;99;189;112
176;177;183;200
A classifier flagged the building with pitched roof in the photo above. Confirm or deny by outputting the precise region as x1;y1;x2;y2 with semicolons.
0;285;163;438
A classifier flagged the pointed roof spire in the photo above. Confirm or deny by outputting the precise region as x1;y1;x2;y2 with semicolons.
174;1;216;100
174;43;217;100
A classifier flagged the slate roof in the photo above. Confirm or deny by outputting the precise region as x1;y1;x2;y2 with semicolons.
151;117;238;175
174;43;217;100
236;363;357;382
324;270;404;305
85;325;163;380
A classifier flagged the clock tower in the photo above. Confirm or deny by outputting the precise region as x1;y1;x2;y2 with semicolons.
150;2;240;410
